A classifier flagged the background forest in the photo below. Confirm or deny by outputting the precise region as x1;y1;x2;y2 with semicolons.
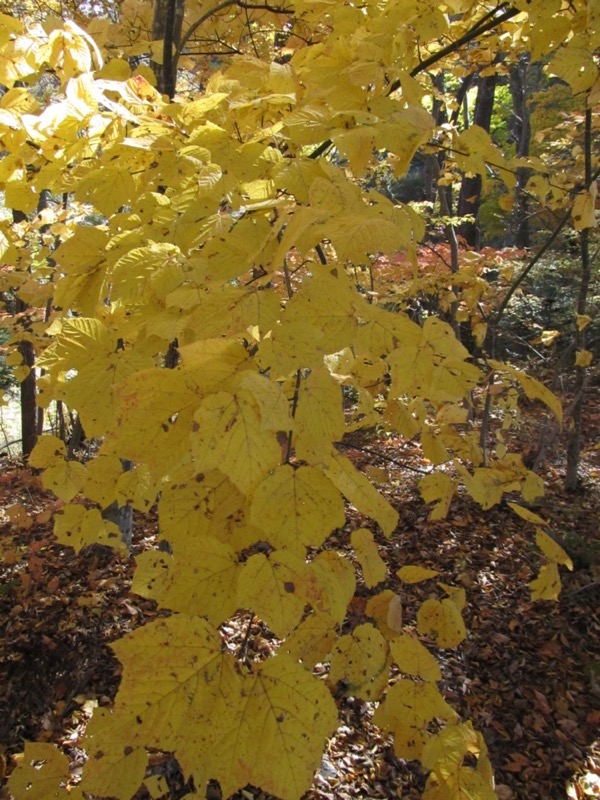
0;1;598;799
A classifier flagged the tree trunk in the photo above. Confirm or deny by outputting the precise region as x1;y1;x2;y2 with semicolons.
151;0;185;98
508;55;535;248
457;72;498;247
565;107;593;490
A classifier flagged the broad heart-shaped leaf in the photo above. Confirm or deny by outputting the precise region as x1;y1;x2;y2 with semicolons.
192;391;281;494
389;634;442;682
373;680;458;760
76;165;138;215
329;623;390;700
421;722;494;791
28;435;66;468
109;340;249;473
7;742;70;800
424;765;497;800
225;653;338;800
132;538;240;627
250;464;345;552
237;550;318;638
53;504;126;554
309;550;356;624
264;269;358;373
389;317;480;404
350;528;387;588
282;611;338;668
108;616;245;799
80;709;147;800
111;616;338;799
41;457;85;502
417;597;467;648
158;468;251;549
325;450;398;537
294;365;346;461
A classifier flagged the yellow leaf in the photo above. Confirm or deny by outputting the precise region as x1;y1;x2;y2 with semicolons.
80;709;147;800
374;680;458;760
294;366;346;460
572;188;597;230
437;583;467;612
576;314;592;331
365;589;402;638
54;504;126;554
192;391;281;494
159;469;247;547
389;634;442;682
424;765;497;800
83;456;126;508
133;538;240;626
397;565;439;584
351;528;387;588
421;722;480;773
232;654;338;799
7;743;70;800
389;317;481;403
575;349;593;367
419;473;457;520
325;450;398;536
250;465;345;552
237;550;317;638
417;597;466;648
283;612;337;668
536;529;573;570
507;502;547;527
548;45;598;94
309;550;356;623
109;616;245;799
28;435;66;468
329;623;390;700
529;562;563;602
489;361;562;424
76;166;137;216
42;458;85;503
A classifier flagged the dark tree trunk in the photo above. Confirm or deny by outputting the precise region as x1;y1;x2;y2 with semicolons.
151;0;185;98
17;332;37;459
457;73;498;247
11;210;38;458
508;55;535;248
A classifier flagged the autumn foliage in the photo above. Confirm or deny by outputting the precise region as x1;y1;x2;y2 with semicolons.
0;1;598;798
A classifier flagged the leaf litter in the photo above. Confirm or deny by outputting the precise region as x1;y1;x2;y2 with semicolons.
0;407;599;800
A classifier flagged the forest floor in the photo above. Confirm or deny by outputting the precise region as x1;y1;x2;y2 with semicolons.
0;391;599;800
